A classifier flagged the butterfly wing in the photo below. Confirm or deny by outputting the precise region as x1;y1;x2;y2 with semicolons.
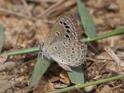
42;13;87;70
43;13;83;48
49;39;87;70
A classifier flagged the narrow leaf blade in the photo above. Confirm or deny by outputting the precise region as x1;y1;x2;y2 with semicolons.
67;65;84;84
82;27;124;42
0;25;4;53
77;0;96;38
30;53;51;87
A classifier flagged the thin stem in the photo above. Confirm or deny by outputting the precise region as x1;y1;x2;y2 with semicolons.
49;74;124;93
7;47;39;56
81;27;124;42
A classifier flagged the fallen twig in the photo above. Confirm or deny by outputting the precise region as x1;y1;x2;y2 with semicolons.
104;47;124;66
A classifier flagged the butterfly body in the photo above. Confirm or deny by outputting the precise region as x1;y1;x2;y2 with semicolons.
41;13;87;71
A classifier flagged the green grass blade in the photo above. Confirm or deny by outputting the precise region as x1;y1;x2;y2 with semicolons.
6;47;39;56
30;53;51;87
77;0;96;38
0;25;4;53
67;65;84;84
49;74;124;93
82;27;124;42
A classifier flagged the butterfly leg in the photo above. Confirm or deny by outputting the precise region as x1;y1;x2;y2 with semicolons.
38;43;45;59
38;51;43;60
58;63;72;71
39;43;44;51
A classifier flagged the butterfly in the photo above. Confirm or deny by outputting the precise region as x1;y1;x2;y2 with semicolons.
40;13;87;71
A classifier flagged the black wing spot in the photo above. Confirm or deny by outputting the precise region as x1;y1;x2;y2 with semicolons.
65;34;69;38
63;22;67;26
63;42;65;44
66;29;70;33
54;46;57;49
55;32;60;36
71;54;73;57
72;51;75;53
59;20;63;24
72;48;74;50
65;25;70;29
75;58;78;61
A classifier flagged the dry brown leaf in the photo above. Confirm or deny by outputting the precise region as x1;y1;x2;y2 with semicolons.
0;53;8;63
